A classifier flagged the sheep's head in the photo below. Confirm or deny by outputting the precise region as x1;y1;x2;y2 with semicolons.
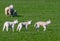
46;19;51;25
14;19;18;24
28;20;32;24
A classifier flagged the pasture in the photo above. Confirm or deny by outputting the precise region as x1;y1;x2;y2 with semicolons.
0;0;60;41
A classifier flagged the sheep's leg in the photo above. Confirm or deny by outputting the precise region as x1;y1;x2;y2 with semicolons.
43;26;46;31
18;25;22;32
36;25;39;31
12;25;14;32
3;25;6;31
6;26;8;31
25;25;28;31
17;24;22;32
19;26;22;32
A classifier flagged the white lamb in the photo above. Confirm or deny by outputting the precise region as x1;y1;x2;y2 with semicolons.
17;20;32;32
3;19;18;32
34;20;51;31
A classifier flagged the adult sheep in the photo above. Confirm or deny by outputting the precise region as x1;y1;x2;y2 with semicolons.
5;5;14;16
5;6;11;15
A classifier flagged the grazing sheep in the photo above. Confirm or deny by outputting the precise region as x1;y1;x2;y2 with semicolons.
17;20;32;32
34;20;51;31
3;19;18;32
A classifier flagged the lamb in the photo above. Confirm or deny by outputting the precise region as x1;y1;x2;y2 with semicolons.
17;20;32;32
3;19;18;32
34;20;51;31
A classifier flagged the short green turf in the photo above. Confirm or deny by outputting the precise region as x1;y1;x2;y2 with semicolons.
0;0;60;41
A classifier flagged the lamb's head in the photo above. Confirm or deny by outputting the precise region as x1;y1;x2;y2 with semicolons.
14;19;18;24
28;20;32;24
46;19;51;25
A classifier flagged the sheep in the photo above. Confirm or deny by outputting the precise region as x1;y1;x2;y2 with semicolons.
17;20;32;32
3;19;18;32
34;20;51;31
5;6;11;15
5;4;14;16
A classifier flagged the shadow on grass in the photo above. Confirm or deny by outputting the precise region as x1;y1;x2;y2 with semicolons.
12;14;24;18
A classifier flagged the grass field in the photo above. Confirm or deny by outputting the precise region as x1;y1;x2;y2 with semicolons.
0;0;60;41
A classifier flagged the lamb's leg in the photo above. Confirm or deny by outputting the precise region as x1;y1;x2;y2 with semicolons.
3;25;6;31
25;25;28;31
12;25;14;32
43;26;46;31
36;25;39;31
6;26;8;31
18;25;22;32
17;23;22;32
19;26;22;32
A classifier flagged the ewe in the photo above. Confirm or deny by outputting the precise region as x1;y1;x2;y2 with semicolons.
5;6;11;15
5;4;14;16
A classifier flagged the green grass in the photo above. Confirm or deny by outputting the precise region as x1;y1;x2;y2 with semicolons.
0;0;60;41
